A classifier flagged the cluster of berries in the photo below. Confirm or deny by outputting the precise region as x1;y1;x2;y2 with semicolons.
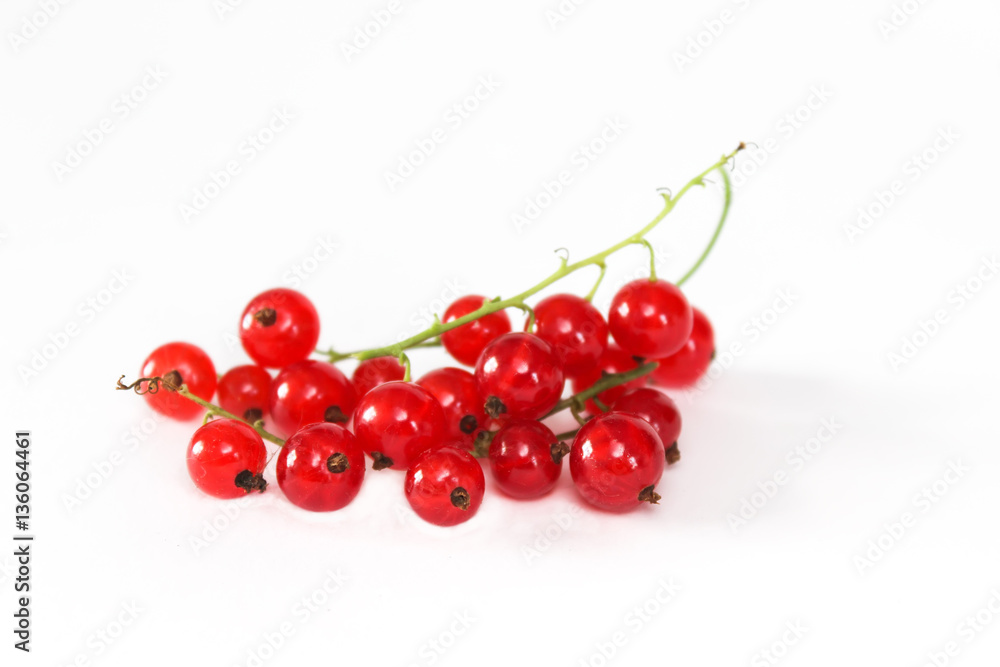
126;281;714;527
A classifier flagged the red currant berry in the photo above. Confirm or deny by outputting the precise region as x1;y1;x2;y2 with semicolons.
269;360;358;437
612;388;682;464
532;293;609;376
569;412;665;512
416;367;488;448
651;307;714;389
218;364;272;423
488;419;567;499
441;295;512;366
351;356;406;397
404;447;485;526
239;288;321;368
608;279;693;359
475;332;565;421
353;381;447;471
187;419;267;499
570;344;645;414
141;342;217;421
276;423;365;512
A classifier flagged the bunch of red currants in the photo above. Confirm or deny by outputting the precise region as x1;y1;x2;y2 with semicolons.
129;281;714;527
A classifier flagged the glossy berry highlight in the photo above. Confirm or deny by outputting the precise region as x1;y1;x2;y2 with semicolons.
488;419;567;499
187;419;267;499
269;360;358;437
533;293;608;376
353;381;447;471
569;412;665;512
475;332;565;420
612;388;682;463
652;307;715;389
441;295;512;366
608;279;693;359
141;342;217;421
405;447;485;526
277;423;365;512
218;364;272;423
416;367;488;448
240;288;321;369
352;356;406;398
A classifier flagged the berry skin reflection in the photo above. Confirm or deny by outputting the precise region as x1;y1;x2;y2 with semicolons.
117;146;744;526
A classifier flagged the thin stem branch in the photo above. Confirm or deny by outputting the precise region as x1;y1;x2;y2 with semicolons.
323;145;743;363
676;165;733;287
544;361;659;418
116;375;285;446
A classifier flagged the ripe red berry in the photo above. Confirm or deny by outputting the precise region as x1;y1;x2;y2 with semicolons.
416;367;488;448
570;344;645;414
187;419;267;499
141;342;217;421
475;332;565;420
651;307;714;389
612;388;682;463
441;295;512;366
569;412;665;511
532;293;608;376
404;447;485;526
276;423;365;512
352;357;406;398
353;381;447;471
608;279;693;359
269;360;358;437
218;364;272;423
488;419;567;499
239;288;321;368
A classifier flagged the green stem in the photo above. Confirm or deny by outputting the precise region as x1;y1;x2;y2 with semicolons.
584;263;607;302
116;375;285;446
323;146;742;363
544;361;659;418
633;239;657;281
676;166;733;287
398;352;412;382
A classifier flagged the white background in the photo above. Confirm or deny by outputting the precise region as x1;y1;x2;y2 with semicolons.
3;0;999;665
